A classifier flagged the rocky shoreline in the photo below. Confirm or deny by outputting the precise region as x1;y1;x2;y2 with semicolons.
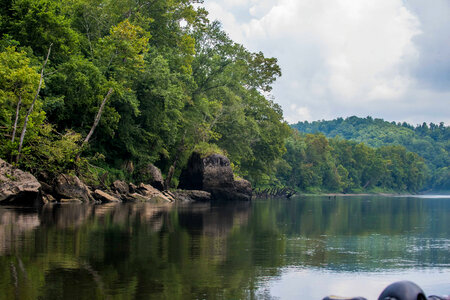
0;153;252;206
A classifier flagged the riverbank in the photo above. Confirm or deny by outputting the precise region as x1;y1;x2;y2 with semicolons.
1;152;253;206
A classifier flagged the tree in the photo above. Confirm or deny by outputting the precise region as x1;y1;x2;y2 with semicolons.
0;47;42;161
3;0;80;63
0;47;40;142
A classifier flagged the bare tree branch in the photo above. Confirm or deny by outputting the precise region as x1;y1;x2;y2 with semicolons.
76;88;114;159
11;94;22;142
16;44;52;163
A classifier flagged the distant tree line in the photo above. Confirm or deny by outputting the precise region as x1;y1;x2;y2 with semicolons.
291;116;449;191
275;131;429;193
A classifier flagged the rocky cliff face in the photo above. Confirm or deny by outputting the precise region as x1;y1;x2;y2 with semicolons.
0;158;41;204
178;153;252;201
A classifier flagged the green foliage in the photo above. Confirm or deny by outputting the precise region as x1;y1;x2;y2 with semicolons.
43;55;109;133
184;21;290;185
276;130;430;193
431;167;450;191
18;124;83;175
2;0;80;63
0;0;289;188
292;116;449;190
193;142;226;158
0;47;40;126
95;19;149;82
0;46;45;161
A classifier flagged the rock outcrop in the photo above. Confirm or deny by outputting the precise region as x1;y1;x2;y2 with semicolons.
178;153;252;201
93;189;121;203
138;164;164;191
54;174;94;202
172;190;212;202
138;183;175;202
112;180;129;195
233;179;253;201
0;158;42;204
89;181;175;204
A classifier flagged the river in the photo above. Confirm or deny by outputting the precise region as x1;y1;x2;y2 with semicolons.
0;195;449;299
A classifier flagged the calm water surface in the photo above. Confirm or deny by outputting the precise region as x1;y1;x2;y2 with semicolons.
0;195;449;299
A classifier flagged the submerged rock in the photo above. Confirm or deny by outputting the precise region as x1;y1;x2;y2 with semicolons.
0;158;42;205
54;174;94;202
178;153;252;201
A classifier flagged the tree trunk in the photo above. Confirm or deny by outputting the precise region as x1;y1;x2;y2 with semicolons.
363;180;371;189
11;94;22;142
164;132;186;190
77;88;114;158
82;88;114;146
16;44;52;163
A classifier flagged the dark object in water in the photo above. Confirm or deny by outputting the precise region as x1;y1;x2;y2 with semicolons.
323;281;449;300
378;281;426;300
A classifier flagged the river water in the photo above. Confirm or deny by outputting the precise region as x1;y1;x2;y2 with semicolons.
0;195;449;299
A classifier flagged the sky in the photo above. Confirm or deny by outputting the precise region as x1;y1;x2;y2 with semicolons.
202;0;450;125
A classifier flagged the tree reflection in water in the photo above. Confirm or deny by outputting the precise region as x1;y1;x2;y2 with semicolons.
0;196;448;299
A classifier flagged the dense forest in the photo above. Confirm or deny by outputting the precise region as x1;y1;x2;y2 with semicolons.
291;117;449;191
0;0;290;188
275;131;429;193
0;0;443;194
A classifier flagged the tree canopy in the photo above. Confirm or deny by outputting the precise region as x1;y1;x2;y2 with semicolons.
0;0;289;187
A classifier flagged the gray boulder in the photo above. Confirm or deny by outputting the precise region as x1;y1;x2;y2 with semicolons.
54;174;94;202
172;190;212;202
138;164;164;191
112;180;129;195
124;183;174;203
93;189;121;203
178;153;252;201
0;158;42;204
233;179;252;201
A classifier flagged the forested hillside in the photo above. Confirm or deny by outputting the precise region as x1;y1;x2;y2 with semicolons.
275;132;429;193
291;117;449;191
0;0;290;187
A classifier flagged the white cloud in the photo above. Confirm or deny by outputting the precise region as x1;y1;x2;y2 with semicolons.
288;104;312;123
203;0;449;124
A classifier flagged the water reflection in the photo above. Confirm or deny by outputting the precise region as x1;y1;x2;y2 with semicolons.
0;207;40;255
0;196;449;299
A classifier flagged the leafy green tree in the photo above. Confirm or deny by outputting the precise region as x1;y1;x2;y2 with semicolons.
2;0;80;63
0;47;40;141
0;47;43;160
183;21;289;185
